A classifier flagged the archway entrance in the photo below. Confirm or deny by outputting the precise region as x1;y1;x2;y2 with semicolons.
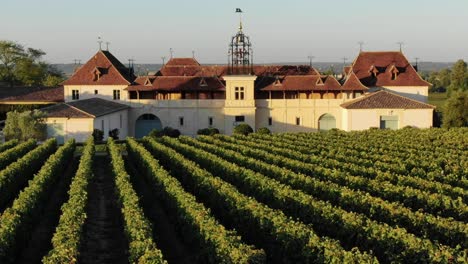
135;114;162;138
318;114;336;131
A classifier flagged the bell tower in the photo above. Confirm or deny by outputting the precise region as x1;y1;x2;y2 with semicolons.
223;8;257;134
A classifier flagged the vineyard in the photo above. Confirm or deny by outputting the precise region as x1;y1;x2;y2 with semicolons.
0;128;466;263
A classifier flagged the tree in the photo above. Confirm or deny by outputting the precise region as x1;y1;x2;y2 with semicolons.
448;60;468;94
0;40;65;86
4;110;46;141
442;91;468;128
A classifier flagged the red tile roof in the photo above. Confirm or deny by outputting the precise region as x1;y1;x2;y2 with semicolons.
341;72;369;91
165;58;200;66
350;51;430;87
0;86;64;103
62;50;135;85
127;76;225;92
340;90;435;109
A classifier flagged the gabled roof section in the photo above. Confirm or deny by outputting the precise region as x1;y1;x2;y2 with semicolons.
351;51;430;87
341;72;369;91
340;90;435;109
63;50;135;85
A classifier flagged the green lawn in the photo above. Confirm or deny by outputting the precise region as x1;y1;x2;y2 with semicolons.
428;92;447;110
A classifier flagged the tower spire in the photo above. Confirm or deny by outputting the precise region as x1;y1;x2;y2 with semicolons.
236;8;243;31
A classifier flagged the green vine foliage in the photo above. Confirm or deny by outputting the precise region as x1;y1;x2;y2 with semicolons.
108;138;167;264
42;137;93;264
127;138;265;264
0;138;75;263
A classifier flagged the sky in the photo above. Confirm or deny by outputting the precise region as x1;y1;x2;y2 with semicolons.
1;0;467;64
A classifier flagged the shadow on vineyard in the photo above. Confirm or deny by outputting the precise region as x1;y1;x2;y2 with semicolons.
124;157;198;264
79;155;129;264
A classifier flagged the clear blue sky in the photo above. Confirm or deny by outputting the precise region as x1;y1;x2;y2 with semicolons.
1;0;467;64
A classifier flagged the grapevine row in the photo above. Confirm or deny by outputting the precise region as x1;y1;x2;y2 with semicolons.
108;138;167;263
181;136;467;248
127;138;265;263
203;135;468;222
160;137;462;263
0;138;57;212
142;137;377;263
0;139;36;171
0;140;18;153
0;139;75;263
246;134;467;201
42;137;94;263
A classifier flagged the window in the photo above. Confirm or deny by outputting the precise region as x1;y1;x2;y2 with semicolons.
101;120;105;131
208;117;213;126
72;90;79;100
179;116;184;127
268;117;272;126
119;114;122;128
235;115;245;122
94;90;98;95
296;117;301;126
113;90;120;100
235;87;245;100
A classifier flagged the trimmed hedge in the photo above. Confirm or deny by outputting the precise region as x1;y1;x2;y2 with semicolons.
108;138;167;263
0;139;75;263
42;137;94;264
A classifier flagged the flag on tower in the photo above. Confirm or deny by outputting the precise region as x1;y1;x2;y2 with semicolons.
236;8;242;13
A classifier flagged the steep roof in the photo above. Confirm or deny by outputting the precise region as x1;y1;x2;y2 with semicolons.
0;86;64;103
340;72;369;91
62;50;135;85
44;98;129;118
340;90;435;109
350;51;430;87
165;58;200;66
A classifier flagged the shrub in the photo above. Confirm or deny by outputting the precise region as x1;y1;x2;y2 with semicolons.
149;127;181;138
92;129;104;142
109;128;119;140
233;124;253;136
197;127;220;136
4;110;46;141
256;127;271;135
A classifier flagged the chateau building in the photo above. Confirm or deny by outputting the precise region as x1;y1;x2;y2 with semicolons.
42;22;434;142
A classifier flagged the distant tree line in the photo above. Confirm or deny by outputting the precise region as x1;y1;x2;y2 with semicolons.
423;59;468;128
423;59;468;94
0;40;65;87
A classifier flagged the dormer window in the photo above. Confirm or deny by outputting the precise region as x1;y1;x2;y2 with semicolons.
92;67;102;81
144;77;152;86
369;65;379;77
199;77;208;87
274;76;282;86
390;65;399;80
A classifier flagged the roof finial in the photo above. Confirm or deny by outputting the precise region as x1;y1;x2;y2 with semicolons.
307;55;315;67
169;48;174;59
105;41;110;51
236;8;243;31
